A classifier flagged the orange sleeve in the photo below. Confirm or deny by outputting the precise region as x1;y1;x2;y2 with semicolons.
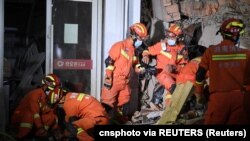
109;42;121;61
29;91;43;128
147;42;162;56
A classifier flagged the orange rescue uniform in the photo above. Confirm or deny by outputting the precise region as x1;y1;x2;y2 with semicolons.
176;57;201;84
145;41;187;91
101;38;139;108
63;92;109;141
198;40;250;124
11;88;58;138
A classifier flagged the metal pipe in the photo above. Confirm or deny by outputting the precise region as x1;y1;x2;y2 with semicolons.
0;0;6;132
46;0;53;74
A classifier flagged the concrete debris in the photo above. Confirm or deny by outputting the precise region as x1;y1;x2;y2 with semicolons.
198;2;250;47
130;107;205;125
146;111;163;119
136;0;250;125
180;0;219;18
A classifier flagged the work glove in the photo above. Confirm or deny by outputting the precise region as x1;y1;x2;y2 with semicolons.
104;69;113;90
35;127;48;137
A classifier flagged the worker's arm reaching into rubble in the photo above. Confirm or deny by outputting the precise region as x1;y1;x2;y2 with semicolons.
195;48;210;104
195;66;207;103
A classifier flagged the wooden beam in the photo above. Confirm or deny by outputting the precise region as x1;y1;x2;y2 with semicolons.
157;81;194;124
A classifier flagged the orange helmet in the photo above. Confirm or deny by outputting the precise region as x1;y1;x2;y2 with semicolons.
166;24;182;37
130;23;148;40
219;18;245;40
42;74;60;90
47;86;67;106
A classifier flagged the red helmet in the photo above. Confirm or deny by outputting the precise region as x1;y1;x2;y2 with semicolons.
219;18;245;39
47;86;67;105
130;23;148;40
42;74;60;90
166;24;182;37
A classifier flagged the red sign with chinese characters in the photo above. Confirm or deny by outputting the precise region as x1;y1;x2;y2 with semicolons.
54;59;92;70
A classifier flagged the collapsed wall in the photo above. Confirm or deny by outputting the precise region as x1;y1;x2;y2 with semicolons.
149;0;250;49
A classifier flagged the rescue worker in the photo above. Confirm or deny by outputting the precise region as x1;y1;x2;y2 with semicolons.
175;46;208;119
195;18;250;124
176;45;207;84
63;91;109;141
11;74;61;139
175;46;208;106
142;24;188;106
101;23;148;121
